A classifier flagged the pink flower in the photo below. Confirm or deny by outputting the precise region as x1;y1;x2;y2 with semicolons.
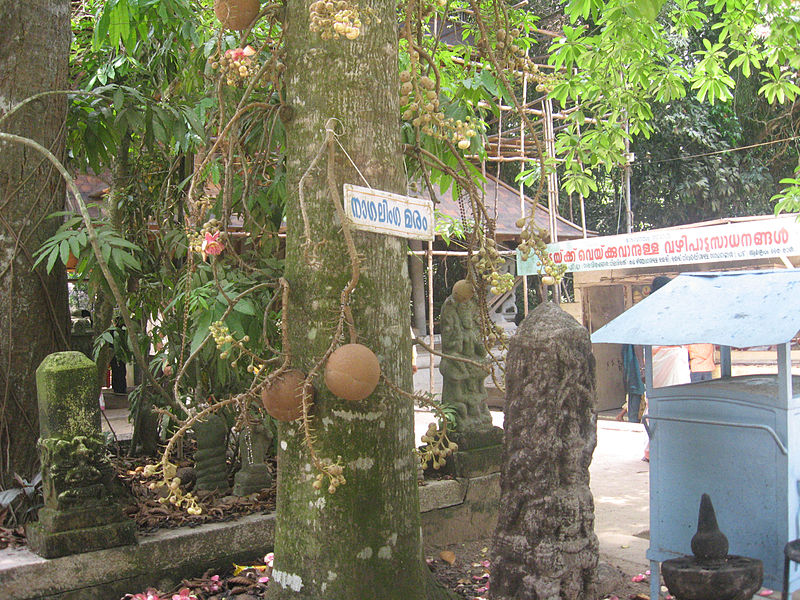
172;589;197;600
225;45;255;60
202;232;224;256
258;576;270;584
126;590;162;600
264;552;275;567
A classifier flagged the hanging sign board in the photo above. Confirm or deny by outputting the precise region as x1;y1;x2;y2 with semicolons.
518;215;800;275
343;184;434;241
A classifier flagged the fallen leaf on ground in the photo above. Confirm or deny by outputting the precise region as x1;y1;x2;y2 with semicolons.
440;550;456;565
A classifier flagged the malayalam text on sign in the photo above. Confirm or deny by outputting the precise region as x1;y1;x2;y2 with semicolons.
518;215;800;274
344;184;434;241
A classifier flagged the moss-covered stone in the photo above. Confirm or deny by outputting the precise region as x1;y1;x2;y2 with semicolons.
36;351;99;439
27;352;136;559
26;518;136;559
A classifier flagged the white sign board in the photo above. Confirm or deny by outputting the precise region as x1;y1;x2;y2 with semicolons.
518;215;800;275
344;184;434;241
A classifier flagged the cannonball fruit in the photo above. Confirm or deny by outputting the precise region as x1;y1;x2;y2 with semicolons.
324;344;381;402
214;0;260;30
452;279;474;302
261;369;309;422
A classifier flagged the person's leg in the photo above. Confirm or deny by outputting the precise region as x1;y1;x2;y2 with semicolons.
627;394;642;423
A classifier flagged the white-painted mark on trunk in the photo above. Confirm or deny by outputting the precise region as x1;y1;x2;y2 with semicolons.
332;409;382;422
356;546;373;560
349;456;375;470
272;569;304;592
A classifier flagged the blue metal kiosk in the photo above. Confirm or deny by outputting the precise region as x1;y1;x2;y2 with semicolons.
592;270;800;600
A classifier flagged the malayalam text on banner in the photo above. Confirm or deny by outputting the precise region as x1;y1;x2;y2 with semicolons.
517;215;800;275
343;184;434;241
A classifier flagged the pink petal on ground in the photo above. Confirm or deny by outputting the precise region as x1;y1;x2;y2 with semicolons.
758;589;774;597
480;560;491;567
631;574;646;582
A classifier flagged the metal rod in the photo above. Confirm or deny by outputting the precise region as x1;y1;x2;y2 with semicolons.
623;117;633;233
520;66;529;317
427;240;435;395
641;415;788;455
408;249;517;257
778;342;792;406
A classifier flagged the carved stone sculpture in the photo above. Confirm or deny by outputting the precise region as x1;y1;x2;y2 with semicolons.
439;280;492;432
194;413;230;493
491;303;599;599
233;420;273;496
26;352;136;558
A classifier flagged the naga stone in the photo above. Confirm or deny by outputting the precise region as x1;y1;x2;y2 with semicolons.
491;303;599;600
436;281;503;476
233;420;273;496
194;413;230;493
26;352;136;558
439;283;493;432
69;316;94;359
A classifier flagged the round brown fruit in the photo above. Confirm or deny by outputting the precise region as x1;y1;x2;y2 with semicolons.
261;369;309;422
324;344;381;402
214;0;260;30
452;279;474;302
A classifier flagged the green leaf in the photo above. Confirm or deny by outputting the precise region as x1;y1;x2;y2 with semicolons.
113;87;125;111
190;312;213;355
46;247;59;274
232;298;256;316
59;240;71;267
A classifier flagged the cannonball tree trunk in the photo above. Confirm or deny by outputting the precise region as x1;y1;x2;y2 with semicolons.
0;0;70;488
267;0;449;599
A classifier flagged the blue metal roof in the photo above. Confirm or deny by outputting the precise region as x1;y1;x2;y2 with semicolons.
591;269;800;347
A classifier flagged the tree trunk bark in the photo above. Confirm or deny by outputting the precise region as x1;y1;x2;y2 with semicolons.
267;1;448;598
0;0;70;487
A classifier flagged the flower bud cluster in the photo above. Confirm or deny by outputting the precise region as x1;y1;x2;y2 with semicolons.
515;218;567;284
209;46;256;86
210;320;252;368
311;457;346;493
141;461;202;515
309;0;365;40
399;63;479;150
475;26;557;87
469;237;513;295
418;422;458;470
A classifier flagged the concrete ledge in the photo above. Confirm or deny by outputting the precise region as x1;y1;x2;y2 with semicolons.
1;513;275;600
1;475;499;600
421;473;500;548
419;478;467;512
